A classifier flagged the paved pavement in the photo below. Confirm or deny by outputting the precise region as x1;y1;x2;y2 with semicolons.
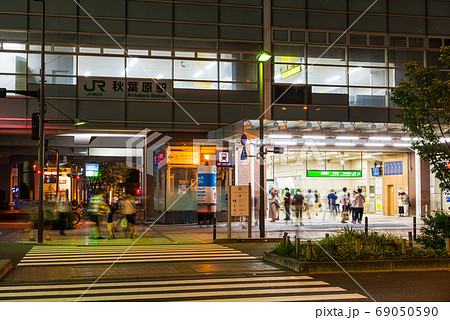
9;214;422;246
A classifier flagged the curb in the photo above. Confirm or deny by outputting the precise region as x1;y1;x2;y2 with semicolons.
263;252;450;273
0;260;12;280
215;238;282;243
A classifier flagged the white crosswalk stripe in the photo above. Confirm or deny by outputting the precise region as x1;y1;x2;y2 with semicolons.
17;244;257;266
0;275;367;302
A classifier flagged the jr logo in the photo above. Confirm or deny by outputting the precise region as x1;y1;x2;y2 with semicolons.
84;80;106;92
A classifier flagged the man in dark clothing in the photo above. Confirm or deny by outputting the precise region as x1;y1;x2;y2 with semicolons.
283;187;291;221
292;190;304;226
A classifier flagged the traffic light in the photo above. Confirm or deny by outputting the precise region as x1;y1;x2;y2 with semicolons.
36;169;42;175
76;175;81;180
31;113;39;140
135;188;141;195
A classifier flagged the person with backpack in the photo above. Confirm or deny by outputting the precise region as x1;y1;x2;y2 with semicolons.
354;188;366;224
292;189;304;226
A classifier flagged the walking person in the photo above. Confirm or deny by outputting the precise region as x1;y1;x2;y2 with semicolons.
292;189;304;226
283;187;291;221
398;192;405;217
56;196;70;236
338;187;349;223
327;190;335;214
120;195;137;239
402;192;410;217
314;190;321;216
269;189;280;222
354;188;366;223
305;189;315;219
350;190;357;223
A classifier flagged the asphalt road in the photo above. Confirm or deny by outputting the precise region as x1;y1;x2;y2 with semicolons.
313;270;450;302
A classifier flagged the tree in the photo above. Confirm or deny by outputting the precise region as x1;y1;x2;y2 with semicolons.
89;162;130;196
391;46;450;192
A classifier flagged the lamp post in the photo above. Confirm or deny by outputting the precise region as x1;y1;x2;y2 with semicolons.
256;50;272;238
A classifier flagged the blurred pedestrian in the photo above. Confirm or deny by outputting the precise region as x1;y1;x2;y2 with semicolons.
305;190;315;219
120;195;137;239
56;196;70;236
283;187;291;221
269;189;280;222
292;189;304;226
354;188;365;223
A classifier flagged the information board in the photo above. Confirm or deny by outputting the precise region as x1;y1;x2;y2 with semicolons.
85;163;99;177
197;166;216;204
384;161;403;176
230;185;250;217
307;170;362;178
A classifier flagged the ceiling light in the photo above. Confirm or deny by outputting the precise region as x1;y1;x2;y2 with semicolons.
439;137;450;143
303;135;326;139
274;141;297;146
393;143;411;147
335;142;356;146
364;143;385;147
268;134;293;139
369;136;392;141
336;136;359;140
401;137;412;141
305;142;326;146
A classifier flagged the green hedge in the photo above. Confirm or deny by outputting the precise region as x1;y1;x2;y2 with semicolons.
273;227;449;261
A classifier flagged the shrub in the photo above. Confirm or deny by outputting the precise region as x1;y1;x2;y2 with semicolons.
272;226;449;261
417;211;450;249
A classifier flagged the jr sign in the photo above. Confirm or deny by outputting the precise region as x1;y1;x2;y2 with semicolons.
78;78;173;100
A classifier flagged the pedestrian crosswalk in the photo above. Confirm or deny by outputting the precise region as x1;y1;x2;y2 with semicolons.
0;274;367;302
17;244;257;266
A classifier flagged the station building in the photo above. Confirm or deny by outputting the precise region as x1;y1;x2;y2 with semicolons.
0;0;449;221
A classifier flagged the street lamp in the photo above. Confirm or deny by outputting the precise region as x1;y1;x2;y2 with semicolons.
257;50;272;238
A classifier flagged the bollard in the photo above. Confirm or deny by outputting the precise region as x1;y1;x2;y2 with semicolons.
356;238;361;255
286;235;290;250
364;216;368;234
446;238;450;255
295;238;300;258
306;240;312;259
413;217;417;240
408;231;413;247
402;238;407;255
212;216;217;241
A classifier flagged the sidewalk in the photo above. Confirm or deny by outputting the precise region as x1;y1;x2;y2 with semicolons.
11;214;423;246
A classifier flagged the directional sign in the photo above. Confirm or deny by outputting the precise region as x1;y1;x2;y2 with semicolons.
241;147;248;160
307;170;362;178
198;166;216;204
240;134;247;145
216;150;232;167
273;147;284;154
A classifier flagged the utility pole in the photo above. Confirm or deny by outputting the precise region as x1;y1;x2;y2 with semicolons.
36;0;46;243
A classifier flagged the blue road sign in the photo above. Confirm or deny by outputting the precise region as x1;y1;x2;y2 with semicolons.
273;147;284;154
241;147;248;160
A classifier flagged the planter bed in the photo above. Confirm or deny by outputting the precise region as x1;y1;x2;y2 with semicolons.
263;252;450;273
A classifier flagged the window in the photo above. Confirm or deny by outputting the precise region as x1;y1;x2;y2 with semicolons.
103;48;124;55
79;47;101;54
390;36;406;47
389;50;424;68
274;63;305;84
220;61;257;83
151;50;172;57
350;34;367;45
349;67;388;87
0;52;26;73
309;32;326;43
2;42;25;51
308;66;347;85
349;88;387;107
175;60;218;81
349;48;386;67
78;56;125;77
369;35;386;46
126;58;172;79
28;54;77;76
308;46;346;65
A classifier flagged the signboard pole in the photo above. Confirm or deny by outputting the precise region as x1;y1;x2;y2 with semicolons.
227;185;231;239
248;183;252;238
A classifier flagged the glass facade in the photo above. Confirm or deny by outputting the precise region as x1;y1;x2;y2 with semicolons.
0;0;448;130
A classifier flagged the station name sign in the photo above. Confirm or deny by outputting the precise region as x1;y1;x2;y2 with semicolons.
78;78;173;100
307;170;362;178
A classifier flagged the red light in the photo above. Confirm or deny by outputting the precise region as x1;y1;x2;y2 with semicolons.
136;188;141;195
36;169;42;174
76;175;80;180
